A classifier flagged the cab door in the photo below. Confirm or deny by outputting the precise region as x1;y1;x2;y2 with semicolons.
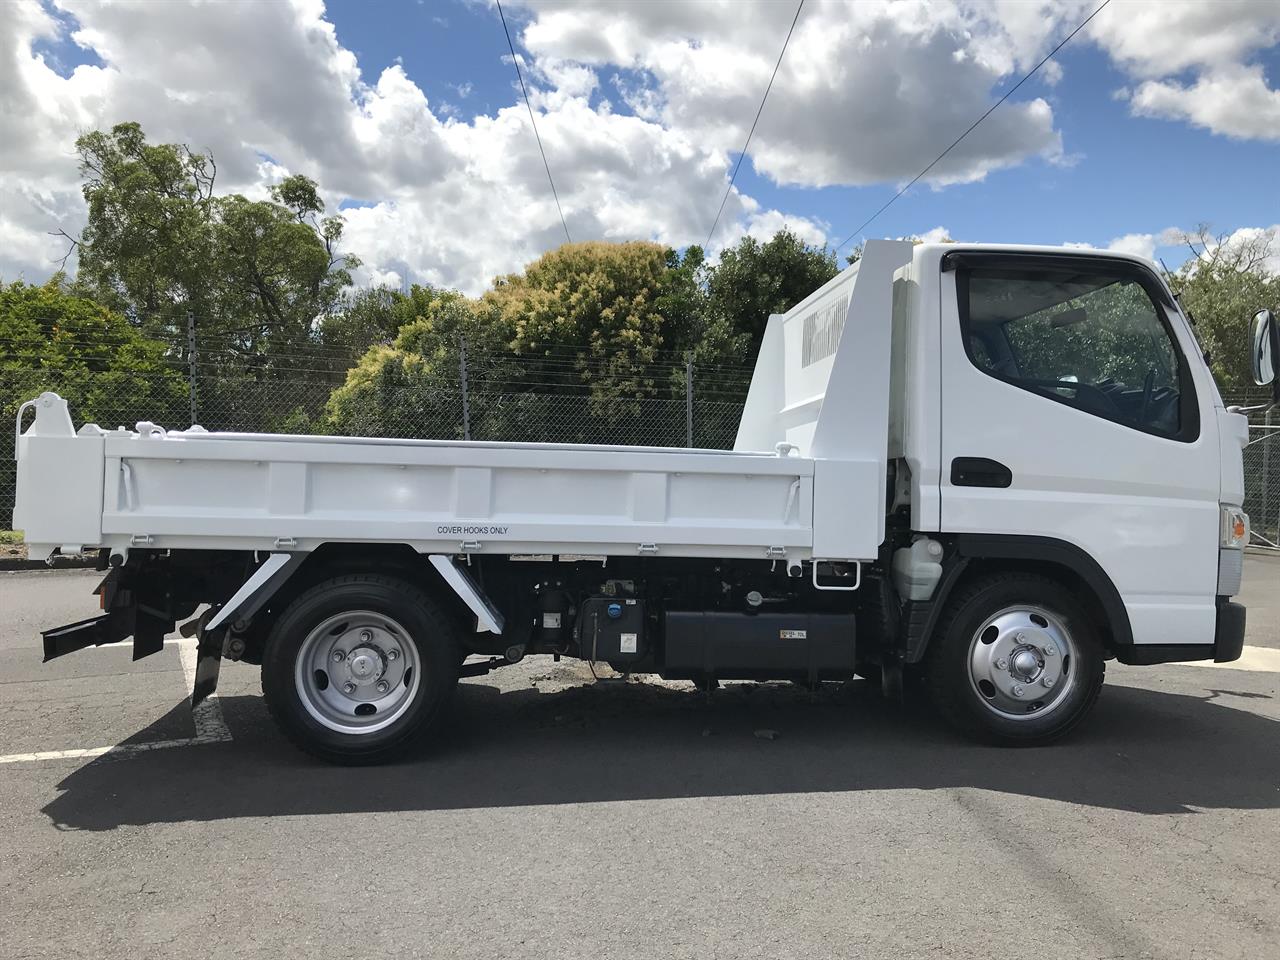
937;252;1221;648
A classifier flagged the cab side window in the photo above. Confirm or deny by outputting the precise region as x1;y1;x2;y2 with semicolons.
960;263;1194;440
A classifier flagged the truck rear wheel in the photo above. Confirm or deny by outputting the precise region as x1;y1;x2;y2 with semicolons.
925;573;1104;745
261;574;461;764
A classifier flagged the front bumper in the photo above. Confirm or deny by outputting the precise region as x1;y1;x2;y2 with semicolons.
1115;599;1246;665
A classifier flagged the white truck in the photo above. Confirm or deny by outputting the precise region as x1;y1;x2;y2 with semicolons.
14;241;1274;763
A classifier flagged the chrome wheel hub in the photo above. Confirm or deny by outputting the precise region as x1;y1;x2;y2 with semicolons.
1009;647;1043;682
967;606;1076;721
347;647;382;683
294;610;421;734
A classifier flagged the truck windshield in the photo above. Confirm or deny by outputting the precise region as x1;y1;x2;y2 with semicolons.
961;265;1188;439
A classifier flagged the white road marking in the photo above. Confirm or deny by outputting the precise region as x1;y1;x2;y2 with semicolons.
1176;644;1280;673
0;737;222;764
0;638;232;765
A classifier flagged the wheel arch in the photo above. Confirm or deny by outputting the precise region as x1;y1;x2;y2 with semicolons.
904;534;1132;662
227;544;496;661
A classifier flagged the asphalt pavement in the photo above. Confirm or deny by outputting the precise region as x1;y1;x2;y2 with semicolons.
1;556;1278;960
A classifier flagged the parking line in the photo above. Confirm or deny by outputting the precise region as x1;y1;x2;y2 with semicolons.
0;638;232;765
1176;645;1280;673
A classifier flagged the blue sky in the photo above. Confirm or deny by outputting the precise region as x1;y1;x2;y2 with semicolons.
322;0;1280;265
288;0;1280;271
4;0;1279;291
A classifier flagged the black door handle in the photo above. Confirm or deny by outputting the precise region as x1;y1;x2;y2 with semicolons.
951;457;1013;488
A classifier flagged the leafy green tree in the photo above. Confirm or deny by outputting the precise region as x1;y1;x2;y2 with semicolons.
210;180;357;362
324;234;841;443
1167;226;1280;393
1;277;187;515
1;275;185;412
69;122;215;328
324;286;502;438
487;240;677;400
702;229;839;363
317;286;405;360
326;242;694;439
67;123;359;371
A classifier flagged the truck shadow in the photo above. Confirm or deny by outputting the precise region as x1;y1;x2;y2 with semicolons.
41;677;1280;831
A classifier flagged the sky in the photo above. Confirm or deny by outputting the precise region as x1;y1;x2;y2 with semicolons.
1;0;1278;295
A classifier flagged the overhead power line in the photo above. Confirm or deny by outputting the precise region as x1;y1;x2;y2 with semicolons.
496;0;572;245
704;0;806;250
835;0;1112;250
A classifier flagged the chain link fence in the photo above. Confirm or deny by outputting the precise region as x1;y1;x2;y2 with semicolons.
1243;413;1279;551
6;356;1279;552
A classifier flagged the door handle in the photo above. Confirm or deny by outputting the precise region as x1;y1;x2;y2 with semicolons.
951;457;1013;488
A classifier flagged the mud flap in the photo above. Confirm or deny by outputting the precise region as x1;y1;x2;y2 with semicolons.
42;602;173;662
192;609;225;708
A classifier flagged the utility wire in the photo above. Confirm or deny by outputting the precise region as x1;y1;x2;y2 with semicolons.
704;0;805;250
496;0;571;245
835;0;1112;250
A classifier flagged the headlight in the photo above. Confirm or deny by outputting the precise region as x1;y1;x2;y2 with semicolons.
1220;505;1249;549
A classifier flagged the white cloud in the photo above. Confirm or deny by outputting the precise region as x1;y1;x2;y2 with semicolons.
0;0;1277;295
1090;1;1280;140
1105;232;1158;262
909;225;953;244
1064;226;1280;273
1063;228;1185;263
518;0;1068;189
0;0;828;292
1088;0;1280;79
1130;65;1280;141
742;208;829;248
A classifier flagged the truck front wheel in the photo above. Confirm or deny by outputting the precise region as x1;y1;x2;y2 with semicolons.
261;574;461;764
925;573;1104;745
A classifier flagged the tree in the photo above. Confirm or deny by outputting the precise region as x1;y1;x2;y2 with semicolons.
701;229;839;364
324;234;842;444
324;285;504;438
211;185;356;363
1;277;187;516
70;122;215;330
317;286;405;360
486;240;677;400
1167;226;1280;393
326;242;696;440
67;123;359;371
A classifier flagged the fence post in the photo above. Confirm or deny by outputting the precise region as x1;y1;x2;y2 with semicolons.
186;309;198;426
685;353;694;448
459;334;471;441
1264;407;1274;541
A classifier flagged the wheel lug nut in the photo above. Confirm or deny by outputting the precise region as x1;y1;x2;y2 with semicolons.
387;649;399;661
342;682;356;694
1012;685;1025;697
1042;676;1055;688
332;650;345;662
376;680;389;693
1042;644;1057;657
1016;633;1026;642
359;630;373;643
995;657;1009;670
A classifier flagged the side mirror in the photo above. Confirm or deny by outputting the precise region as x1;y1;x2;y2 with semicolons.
1252;309;1280;400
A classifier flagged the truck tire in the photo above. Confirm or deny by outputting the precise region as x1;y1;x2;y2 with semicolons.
261;574;461;764
924;573;1104;745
